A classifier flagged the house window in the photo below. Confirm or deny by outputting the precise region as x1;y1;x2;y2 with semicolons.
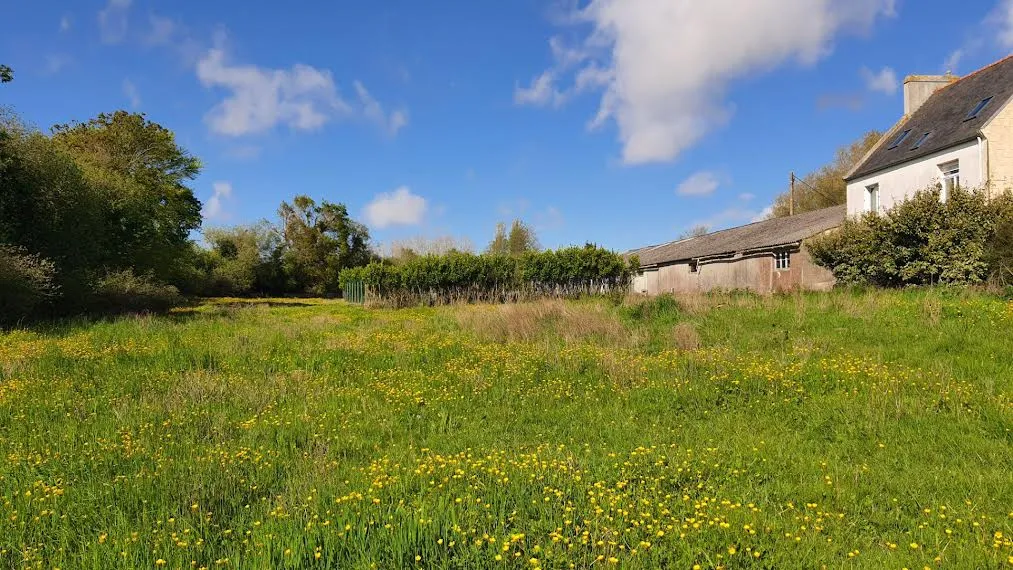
865;183;880;213
689;260;699;273
965;97;993;121
774;251;791;270
887;129;911;149
939;160;959;201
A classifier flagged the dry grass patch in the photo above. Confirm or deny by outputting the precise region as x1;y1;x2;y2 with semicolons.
454;300;638;346
672;322;701;351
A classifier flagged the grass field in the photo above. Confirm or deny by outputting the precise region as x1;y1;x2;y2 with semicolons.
1;290;1012;569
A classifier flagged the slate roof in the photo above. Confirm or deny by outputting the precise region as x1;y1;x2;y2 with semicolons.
847;55;1013;181
627;205;845;267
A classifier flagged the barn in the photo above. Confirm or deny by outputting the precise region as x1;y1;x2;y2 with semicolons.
627;205;844;295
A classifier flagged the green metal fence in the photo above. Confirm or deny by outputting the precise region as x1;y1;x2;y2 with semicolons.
343;280;365;304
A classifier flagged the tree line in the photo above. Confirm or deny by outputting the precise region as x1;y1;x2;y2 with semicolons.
0;101;565;324
0;106;384;324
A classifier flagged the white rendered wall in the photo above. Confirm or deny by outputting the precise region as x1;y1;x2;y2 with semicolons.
846;140;984;216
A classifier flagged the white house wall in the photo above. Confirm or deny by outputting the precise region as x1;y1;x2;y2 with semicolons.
845;139;984;217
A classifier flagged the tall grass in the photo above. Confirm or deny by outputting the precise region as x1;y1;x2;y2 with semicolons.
0;290;1010;568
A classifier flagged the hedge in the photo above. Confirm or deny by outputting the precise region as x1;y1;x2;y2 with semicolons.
339;245;638;307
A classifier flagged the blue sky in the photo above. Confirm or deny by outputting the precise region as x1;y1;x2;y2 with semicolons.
3;0;1012;253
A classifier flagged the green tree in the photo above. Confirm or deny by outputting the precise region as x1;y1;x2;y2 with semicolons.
771;130;882;217
0;65;12;83
0;110;108;304
487;220;539;256
51;111;203;283
508;220;540;255
487;222;509;255
278;196;371;296
204;222;286;295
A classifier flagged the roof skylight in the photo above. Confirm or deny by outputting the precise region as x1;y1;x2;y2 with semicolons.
911;132;931;150
964;96;993;121
887;129;912;149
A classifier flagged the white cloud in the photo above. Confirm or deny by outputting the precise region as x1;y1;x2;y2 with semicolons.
354;81;410;136
497;198;531;218
196;48;406;138
364;186;428;229
752;206;774;222
942;49;964;74
521;0;895;164
738;192;755;202
515;71;568;107
535;206;565;231
122;79;141;109
196;48;350;136
145;14;177;46
43;54;72;75
860;66;899;95
676;171;721;197
203;181;234;221
98;0;131;44
59;15;72;33
998;0;1013;47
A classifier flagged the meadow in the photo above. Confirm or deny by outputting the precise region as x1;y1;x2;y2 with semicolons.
0;290;1011;569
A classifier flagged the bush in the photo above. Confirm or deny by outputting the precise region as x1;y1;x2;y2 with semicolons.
809;186;1000;287
0;245;59;325
88;270;182;314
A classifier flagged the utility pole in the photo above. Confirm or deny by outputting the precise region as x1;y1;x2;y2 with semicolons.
789;171;795;216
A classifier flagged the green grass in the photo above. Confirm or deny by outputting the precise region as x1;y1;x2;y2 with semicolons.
1;291;1011;569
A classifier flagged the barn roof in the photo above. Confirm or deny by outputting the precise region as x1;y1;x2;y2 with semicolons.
627;205;845;267
847;55;1013;181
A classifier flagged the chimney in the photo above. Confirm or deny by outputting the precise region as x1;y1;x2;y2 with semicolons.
903;74;955;115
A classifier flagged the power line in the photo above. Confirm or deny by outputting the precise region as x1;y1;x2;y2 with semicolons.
790;172;837;204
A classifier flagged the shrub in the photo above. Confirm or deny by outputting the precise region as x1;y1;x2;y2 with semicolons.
88;270;182;314
0;245;59;325
809;186;998;287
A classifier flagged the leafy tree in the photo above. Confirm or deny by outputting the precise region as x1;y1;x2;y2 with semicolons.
0;111;107;303
51;111;203;283
0;245;58;325
278;196;371;296
0;65;12;83
771;130;882;217
487;220;539;255
487;223;509;255
204;222;286;295
508;220;540;255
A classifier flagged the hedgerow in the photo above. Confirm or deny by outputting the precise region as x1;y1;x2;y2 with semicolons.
340;245;637;307
808;185;1013;287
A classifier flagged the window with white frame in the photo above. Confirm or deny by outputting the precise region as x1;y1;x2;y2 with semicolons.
939;160;959;201
865;183;880;213
774;250;791;270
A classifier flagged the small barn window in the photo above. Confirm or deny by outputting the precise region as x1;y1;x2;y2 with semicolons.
689;260;699;273
774;251;791;270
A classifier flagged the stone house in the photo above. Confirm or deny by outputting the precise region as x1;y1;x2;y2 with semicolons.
845;55;1013;214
